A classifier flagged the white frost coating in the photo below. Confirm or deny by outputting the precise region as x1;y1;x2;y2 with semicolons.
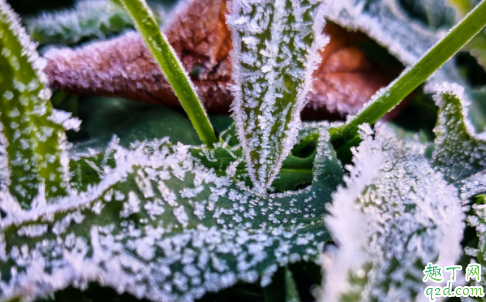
227;0;329;193
0;123;340;302
25;0;138;45
459;171;486;201
49;109;82;131
432;83;486;183
434;83;486;140
321;123;464;302
0;0;72;202
0;0;48;90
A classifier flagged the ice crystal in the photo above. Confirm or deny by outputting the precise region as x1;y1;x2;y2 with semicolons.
0;0;71;205
321;123;464;302
0;122;343;302
227;0;329;193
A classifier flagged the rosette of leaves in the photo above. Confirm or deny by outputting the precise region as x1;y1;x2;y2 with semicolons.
2;0;486;301
0;0;346;301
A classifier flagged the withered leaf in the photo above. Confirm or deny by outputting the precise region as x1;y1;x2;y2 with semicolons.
45;0;399;120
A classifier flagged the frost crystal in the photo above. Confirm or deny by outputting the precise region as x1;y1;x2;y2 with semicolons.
321;124;464;302
227;0;329;193
0;0;70;205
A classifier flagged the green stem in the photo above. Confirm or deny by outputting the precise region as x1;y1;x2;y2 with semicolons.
329;0;486;148
119;0;217;147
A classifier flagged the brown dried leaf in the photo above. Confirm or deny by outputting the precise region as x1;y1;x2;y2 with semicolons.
45;0;400;120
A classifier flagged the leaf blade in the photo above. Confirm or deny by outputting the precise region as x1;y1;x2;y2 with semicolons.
227;0;328;193
0;0;69;205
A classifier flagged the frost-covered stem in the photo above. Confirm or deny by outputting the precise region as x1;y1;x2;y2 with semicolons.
119;0;217;147
228;0;328;193
329;0;486;148
0;0;69;205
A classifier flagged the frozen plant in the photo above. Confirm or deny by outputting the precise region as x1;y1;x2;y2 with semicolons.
0;0;486;301
227;0;329;193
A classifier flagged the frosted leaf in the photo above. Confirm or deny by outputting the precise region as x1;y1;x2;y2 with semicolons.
459;170;486;202
0;0;70;205
321;123;464;302
431;83;486;185
25;0;163;46
0;124;343;302
227;0;329;193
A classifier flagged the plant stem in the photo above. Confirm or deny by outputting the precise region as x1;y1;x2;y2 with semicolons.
119;0;217;147
329;0;486;148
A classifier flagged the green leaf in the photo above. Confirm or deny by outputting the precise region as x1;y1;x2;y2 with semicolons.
226;0;328;193
0;124;343;302
71;97;202;153
430;84;486;217
431;84;486;186
400;0;456;29
328;0;486;148
464;194;486;298
68;142;117;193
0;0;73;205
284;268;300;302
26;0;143;46
118;0;217;147
190;125;326;192
263;266;300;302
271;133;318;193
321;124;464;302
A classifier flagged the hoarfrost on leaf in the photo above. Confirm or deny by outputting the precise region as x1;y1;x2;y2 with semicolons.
227;0;329;193
0;123;343;302
321;123;464;302
0;0;70;205
25;0;164;46
431;83;486;200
